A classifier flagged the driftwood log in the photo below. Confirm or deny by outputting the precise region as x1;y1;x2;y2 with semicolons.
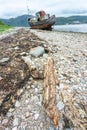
43;57;59;128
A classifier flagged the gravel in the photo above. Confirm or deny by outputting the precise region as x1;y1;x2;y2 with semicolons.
0;28;87;130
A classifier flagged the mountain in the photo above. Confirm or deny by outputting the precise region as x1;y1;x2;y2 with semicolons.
0;15;87;27
55;16;87;25
0;15;33;27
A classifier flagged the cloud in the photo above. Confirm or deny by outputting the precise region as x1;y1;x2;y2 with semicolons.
0;0;27;18
0;0;87;18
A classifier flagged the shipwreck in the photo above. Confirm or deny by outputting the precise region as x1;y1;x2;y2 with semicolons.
28;10;56;30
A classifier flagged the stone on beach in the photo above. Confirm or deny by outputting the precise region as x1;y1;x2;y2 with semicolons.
30;46;45;57
0;57;9;63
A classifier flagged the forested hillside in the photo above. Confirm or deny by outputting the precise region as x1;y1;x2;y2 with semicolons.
55;16;87;25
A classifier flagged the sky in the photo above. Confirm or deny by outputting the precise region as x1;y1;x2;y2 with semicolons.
0;0;87;18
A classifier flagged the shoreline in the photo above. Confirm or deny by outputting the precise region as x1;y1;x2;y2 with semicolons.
53;29;87;34
1;26;87;38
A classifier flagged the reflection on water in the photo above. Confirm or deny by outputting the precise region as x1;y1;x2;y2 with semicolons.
53;24;87;33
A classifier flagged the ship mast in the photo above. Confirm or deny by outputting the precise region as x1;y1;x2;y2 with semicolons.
26;0;30;16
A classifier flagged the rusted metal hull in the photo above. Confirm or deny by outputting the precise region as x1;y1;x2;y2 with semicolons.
28;15;56;30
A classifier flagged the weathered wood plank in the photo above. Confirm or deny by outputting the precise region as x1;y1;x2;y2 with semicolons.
43;57;59;128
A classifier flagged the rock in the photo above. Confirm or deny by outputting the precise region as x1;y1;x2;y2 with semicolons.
30;69;44;79
21;115;25;120
18;126;26;130
49;126;55;130
0;76;3;80
25;99;29;103
43;54;48;58
0;58;9;63
57;101;64;110
22;56;36;69
9;108;15;113
13;118;19;126
5;128;11;130
15;101;20;107
30;96;38;102
26;85;31;89
25;112;30;118
2;118;9;127
20;122;27;129
35;88;38;93
30;46;45;57
12;127;18;130
40;122;43;128
0;125;5;130
6;112;13;118
72;58;78;62
20;52;27;56
14;46;19;50
34;113;39;120
31;85;36;88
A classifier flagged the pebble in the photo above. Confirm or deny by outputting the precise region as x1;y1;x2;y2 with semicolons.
12;127;18;130
40;122;43;128
25;100;29;103
15;101;20;107
35;88;38;93
43;53;48;58
34;113;39;120
13;118;19;126
20;52;28;56
2;118;9;127
22;56;36;68
0;76;3;80
31;96;39;102
31;85;36;88
14;46;19;50
26;85;31;89
5;128;11;130
25;112;30;118
6;112;12;118
0;58;9;63
0;125;5;130
49;126;55;130
57;101;65;110
9;108;15;113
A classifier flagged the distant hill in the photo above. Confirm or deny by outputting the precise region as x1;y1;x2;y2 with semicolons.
55;16;87;25
0;15;87;27
0;15;33;27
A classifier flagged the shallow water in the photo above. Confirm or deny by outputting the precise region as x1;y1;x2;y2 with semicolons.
53;24;87;33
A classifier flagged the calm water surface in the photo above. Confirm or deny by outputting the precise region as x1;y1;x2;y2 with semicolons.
53;24;87;33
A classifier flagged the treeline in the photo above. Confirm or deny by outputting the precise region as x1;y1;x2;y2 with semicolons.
55;16;87;25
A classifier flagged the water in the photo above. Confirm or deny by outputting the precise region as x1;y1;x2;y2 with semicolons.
53;24;87;33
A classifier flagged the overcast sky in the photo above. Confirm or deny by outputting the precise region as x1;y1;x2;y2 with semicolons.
0;0;87;18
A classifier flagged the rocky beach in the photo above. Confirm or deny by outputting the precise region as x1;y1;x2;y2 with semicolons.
0;28;87;130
